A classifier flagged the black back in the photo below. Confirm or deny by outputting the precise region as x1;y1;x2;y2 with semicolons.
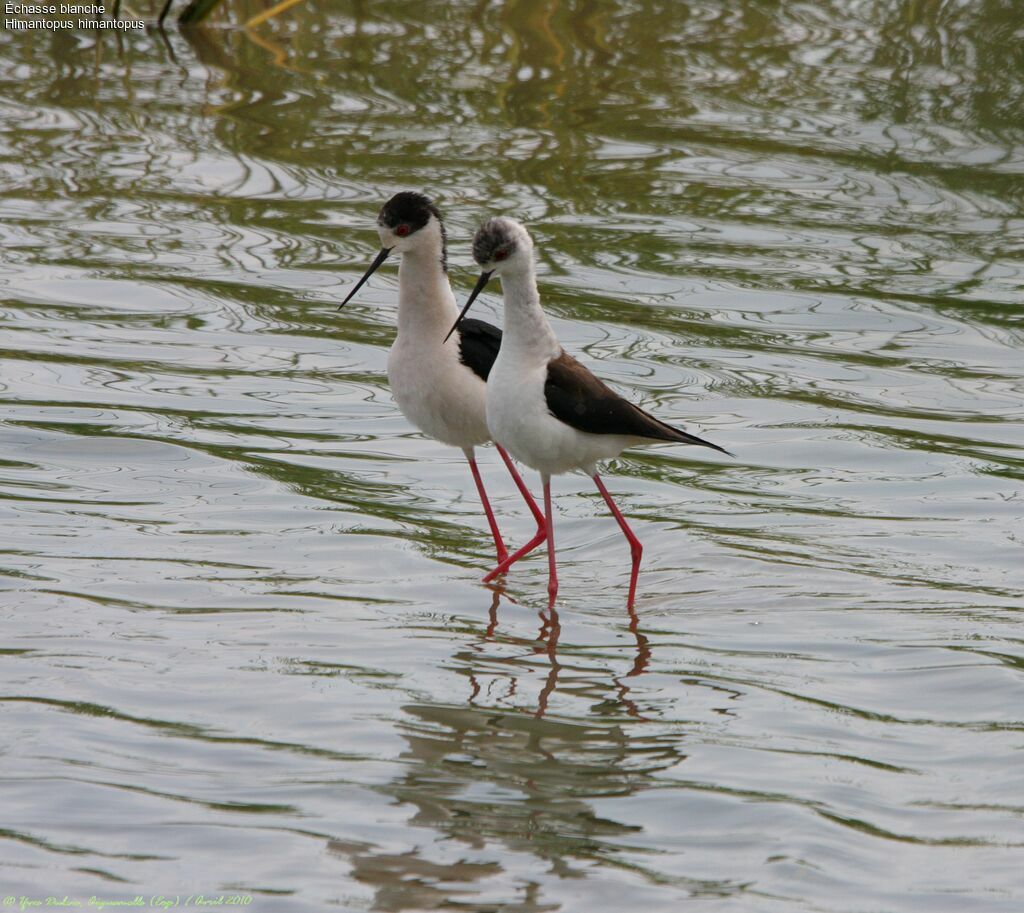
544;351;729;454
457;318;503;382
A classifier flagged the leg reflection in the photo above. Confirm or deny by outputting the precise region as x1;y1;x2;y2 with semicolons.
467;584;506;704
612;603;653;721
535;606;561;718
463;591;653;721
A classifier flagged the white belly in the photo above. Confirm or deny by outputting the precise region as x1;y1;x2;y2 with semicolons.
487;353;633;476
387;336;491;449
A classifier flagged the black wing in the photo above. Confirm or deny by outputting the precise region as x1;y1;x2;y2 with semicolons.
544;351;730;455
457;317;503;382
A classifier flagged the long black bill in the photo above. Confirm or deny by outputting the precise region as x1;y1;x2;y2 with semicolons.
443;270;493;343
338;247;392;310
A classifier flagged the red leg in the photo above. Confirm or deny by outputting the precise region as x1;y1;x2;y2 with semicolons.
483;526;547;582
593;474;643;608
465;448;508;565
495;444;544;525
544;474;558;606
483;445;547;581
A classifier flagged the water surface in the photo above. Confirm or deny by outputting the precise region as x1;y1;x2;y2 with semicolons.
1;1;1022;910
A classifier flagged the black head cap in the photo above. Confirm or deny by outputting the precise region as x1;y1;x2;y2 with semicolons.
378;192;442;232
378;191;446;271
472;217;520;267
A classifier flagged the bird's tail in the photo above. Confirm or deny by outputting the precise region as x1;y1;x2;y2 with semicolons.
632;404;732;456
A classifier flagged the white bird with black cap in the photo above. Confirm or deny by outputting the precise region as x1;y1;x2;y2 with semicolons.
446;217;730;607
340;193;547;569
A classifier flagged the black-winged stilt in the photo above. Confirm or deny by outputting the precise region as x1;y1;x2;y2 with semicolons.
339;194;546;569
446;217;729;607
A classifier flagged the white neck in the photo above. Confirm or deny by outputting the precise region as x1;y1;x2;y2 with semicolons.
396;246;456;340
496;260;560;360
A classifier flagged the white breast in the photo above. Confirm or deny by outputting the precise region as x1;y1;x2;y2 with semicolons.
487;312;646;477
385;247;492;451
487;348;617;476
388;335;491;449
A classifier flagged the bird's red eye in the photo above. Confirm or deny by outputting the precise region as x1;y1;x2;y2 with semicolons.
395;224;410;237
494;248;508;261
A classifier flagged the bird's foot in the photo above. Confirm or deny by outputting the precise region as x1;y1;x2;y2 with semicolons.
483;526;547;582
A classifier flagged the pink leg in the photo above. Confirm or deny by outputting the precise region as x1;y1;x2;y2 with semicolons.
544;475;558;606
593;474;643;608
483;445;547;582
495;444;544;525
465;448;508;565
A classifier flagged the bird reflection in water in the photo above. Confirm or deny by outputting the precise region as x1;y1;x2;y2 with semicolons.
325;589;720;911
465;584;653;721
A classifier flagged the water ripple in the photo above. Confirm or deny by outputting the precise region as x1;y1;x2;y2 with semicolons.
1;2;1022;910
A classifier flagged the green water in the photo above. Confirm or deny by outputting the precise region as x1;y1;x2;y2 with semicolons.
1;1;1022;910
